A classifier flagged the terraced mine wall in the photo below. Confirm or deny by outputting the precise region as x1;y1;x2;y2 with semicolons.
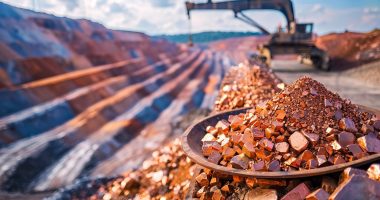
0;3;232;192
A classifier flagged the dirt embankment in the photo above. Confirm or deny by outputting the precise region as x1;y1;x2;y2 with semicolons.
316;30;380;70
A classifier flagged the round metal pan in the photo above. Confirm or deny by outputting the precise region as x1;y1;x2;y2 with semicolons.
182;106;380;178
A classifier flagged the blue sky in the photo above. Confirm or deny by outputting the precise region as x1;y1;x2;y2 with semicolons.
2;0;380;35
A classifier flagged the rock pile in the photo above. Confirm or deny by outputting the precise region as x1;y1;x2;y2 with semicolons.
214;64;283;111
203;77;378;172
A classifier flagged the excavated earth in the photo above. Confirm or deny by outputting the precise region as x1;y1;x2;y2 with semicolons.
0;2;380;200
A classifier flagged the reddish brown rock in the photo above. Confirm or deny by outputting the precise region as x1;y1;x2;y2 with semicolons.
215;120;230;132
242;142;256;158
252;160;266;171
367;164;380;181
289;131;309;152
275;142;289;153
341;167;368;183
299;150;315;162
222;147;236;160
208;151;222;164
244;188;278;200
276;110;286;120
373;120;380;131
267;160;281;171
259;138;274;151
252;128;265;140
306;188;329;200
302;132;320;145
196;172;209;187
333;156;346;165
306;159;318;169
361;124;375;134
338;131;355;147
330;175;380;200
202;141;222;156
316;155;327;167
347;144;366;159
230;154;249;169
338;118;358;133
281;182;311;200
212;189;225;200
357;134;380;153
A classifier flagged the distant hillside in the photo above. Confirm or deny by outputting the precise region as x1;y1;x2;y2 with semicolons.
154;31;262;43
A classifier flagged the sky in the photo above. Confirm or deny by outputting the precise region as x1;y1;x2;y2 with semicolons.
2;0;380;35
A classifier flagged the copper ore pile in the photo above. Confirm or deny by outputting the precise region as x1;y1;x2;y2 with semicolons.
214;64;283;111
95;139;195;200
202;77;379;172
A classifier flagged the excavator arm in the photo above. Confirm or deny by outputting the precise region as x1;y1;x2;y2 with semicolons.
185;0;295;32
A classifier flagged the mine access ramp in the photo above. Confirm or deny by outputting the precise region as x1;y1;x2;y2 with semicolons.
185;0;330;70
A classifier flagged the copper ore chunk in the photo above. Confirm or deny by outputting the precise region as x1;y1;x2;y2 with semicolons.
341;167;368;183
299;150;315;162
275;142;289;153
302;132;319;145
216;120;230;132
255;149;273;161
208;151;222;164
202;141;222;156
252;160;266;171
334;110;343;121
324;99;333;107
357;134;380;153
373;120;380;131
244;188;278;200
331;140;342;151
280;182;311;200
289;131;309;152
259;138;274;151
230;115;243;130
196;172;209;187
222;147;236;160
252;128;265;139
231;154;249;169
306;188;329;200
306;159;318;169
317;147;328;157
333;155;346;165
326;127;335;135
202;133;216;142
267;160;281;171
221;185;232;193
361;124;375;134
338;118;358;133
242;142;256;158
326;134;335;142
316;155;327;166
197;186;206;198
212;189;225;200
347;144;366;159
321;176;337;194
329;175;380;200
276;110;286;120
338;131;355;147
367;164;380;181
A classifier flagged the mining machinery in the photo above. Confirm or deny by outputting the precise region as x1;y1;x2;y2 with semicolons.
185;0;330;70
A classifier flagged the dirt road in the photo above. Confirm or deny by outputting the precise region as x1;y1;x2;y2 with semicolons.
272;60;380;109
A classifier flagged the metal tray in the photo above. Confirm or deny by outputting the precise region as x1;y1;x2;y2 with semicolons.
182;106;380;178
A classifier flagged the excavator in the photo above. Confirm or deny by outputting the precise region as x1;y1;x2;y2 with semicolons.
185;0;330;71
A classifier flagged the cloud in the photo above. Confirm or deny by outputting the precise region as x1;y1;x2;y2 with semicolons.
149;0;176;8
61;0;78;11
311;4;325;13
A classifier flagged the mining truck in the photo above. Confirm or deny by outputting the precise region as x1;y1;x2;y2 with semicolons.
185;0;330;71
